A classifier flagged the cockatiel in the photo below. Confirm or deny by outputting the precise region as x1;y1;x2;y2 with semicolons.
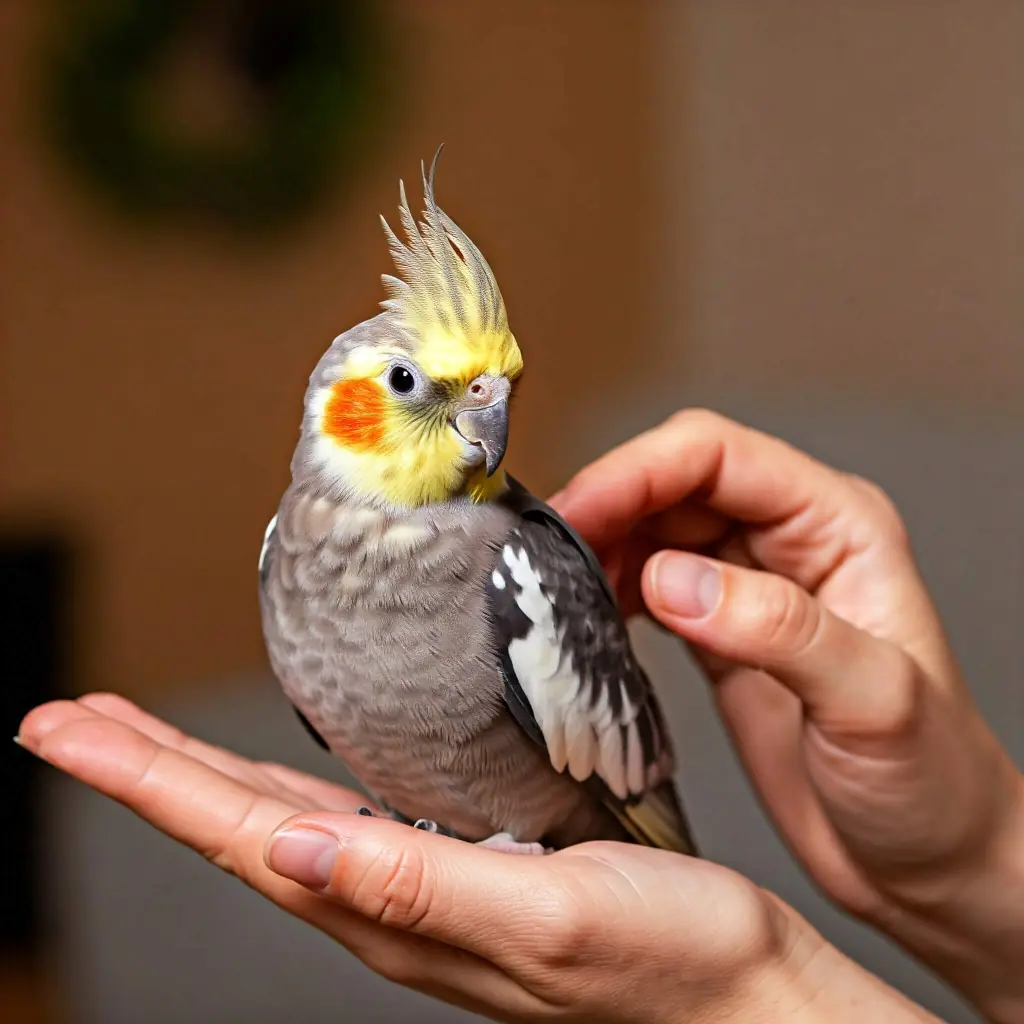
258;151;697;856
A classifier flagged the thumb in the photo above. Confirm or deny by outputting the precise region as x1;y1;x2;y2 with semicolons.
264;813;572;959
643;550;922;740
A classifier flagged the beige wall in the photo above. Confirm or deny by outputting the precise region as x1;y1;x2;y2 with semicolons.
0;1;658;700
1;0;1017;709
659;0;1023;417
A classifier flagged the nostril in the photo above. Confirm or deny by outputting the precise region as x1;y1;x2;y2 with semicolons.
470;383;485;396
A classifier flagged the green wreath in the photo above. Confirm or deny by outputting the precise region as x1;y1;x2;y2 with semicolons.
42;0;385;231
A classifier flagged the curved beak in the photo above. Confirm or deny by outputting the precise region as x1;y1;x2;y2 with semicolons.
453;398;509;477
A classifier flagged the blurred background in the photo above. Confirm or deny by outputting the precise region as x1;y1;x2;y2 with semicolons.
1;1;1020;1022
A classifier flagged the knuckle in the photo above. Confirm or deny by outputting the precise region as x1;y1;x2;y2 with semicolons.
205;793;263;880
844;474;910;547
79;690;122;708
666;406;727;434
350;844;434;932
741;577;820;658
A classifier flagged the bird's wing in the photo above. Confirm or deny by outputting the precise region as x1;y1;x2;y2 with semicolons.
488;477;697;854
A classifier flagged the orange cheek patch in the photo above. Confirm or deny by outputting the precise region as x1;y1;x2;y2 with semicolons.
323;378;387;450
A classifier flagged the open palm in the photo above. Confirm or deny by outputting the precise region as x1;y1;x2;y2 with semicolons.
18;691;819;1024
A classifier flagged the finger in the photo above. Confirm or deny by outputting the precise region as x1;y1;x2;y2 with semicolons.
580;503;731;559
644;502;732;550
556;409;951;671
258;762;374;815
553;408;905;592
265;812;578;966
17;702;525;1016
591;505;732;618
77;692;367;812
598;539;657;619
643;551;923;741
76;692;269;789
19;700;302;879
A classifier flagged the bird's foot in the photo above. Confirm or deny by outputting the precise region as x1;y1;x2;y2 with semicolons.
476;832;551;856
355;805;432;828
360;804;453;834
355;809;546;854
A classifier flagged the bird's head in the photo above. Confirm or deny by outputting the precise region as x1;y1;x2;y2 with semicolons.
300;151;523;508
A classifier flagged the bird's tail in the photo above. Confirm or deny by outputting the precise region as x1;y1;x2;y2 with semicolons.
613;780;699;856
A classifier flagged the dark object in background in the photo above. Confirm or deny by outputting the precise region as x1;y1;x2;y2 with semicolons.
0;535;73;956
39;0;388;232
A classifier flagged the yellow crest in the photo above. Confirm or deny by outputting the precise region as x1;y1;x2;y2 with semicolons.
378;147;523;383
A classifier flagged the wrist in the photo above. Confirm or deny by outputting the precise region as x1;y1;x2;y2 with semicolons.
730;896;943;1024
879;768;1024;1024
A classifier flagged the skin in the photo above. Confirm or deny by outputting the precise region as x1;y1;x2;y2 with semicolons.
18;695;938;1024
551;408;1024;1024
17;408;1024;1023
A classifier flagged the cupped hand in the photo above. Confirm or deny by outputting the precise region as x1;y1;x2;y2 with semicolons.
18;694;930;1024
551;408;1024;1022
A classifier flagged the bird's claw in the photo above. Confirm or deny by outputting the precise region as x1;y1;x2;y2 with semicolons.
410;818;459;838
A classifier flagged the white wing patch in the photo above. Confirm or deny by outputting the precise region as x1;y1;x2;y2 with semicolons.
259;515;278;575
501;543;635;800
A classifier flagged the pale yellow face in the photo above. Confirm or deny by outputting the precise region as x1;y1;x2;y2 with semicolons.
309;333;522;508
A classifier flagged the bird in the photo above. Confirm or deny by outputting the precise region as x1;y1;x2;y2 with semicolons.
258;149;697;856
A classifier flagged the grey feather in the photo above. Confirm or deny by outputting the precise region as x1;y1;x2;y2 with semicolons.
259;482;631;847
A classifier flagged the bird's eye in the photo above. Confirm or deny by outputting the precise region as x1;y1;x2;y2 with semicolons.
388;365;416;395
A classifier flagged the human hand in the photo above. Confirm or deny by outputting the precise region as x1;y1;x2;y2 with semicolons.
552;409;1024;1023
17;694;939;1024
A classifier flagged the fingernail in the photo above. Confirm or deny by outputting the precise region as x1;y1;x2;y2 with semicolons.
265;827;339;890
653;553;721;617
